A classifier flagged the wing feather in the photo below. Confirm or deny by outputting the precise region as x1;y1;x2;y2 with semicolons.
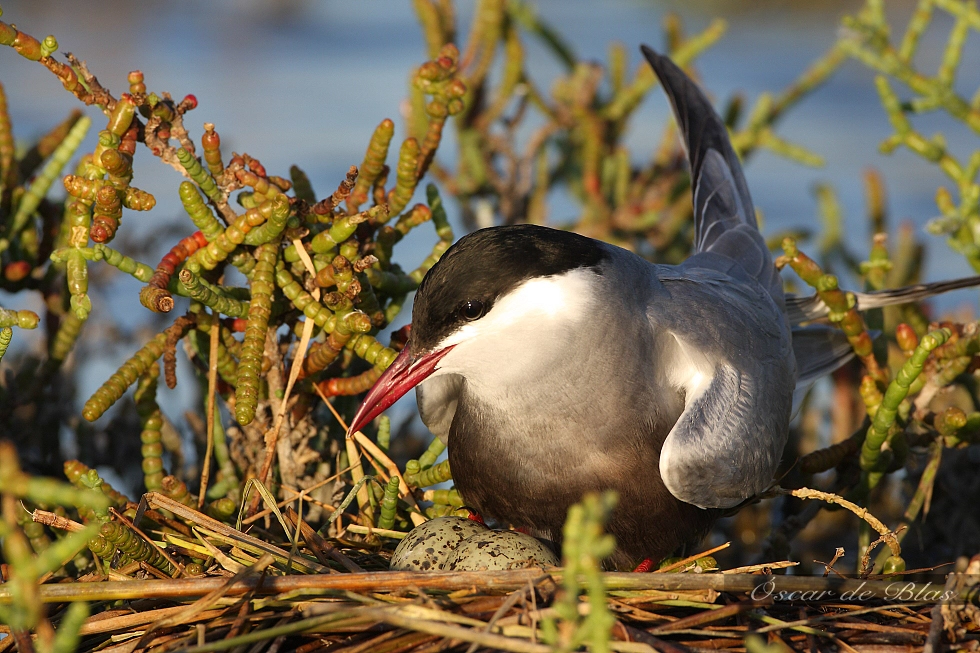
655;271;794;508
641;45;783;303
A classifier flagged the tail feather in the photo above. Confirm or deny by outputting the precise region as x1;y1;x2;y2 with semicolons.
641;45;782;303
786;274;980;325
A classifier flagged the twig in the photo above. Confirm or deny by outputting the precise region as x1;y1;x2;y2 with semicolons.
240;466;353;525
135;554;275;649
263;238;319;486
655;542;730;572
349;428;426;527
313;388;378;527
199;307;221;508
7;571;969;604
778;487;900;558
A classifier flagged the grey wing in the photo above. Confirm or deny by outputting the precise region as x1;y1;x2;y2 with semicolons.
641;45;783;305
790;324;855;414
655;271;795;509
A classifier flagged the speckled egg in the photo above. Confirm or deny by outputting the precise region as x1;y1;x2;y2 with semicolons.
443;530;560;571
389;516;488;571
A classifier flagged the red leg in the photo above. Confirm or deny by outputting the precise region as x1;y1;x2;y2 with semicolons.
633;558;654;573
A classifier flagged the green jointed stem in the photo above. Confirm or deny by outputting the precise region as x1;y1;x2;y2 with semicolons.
179;181;224;241
235;240;280;425
426;183;454;242
207;497;236;521
179;268;250;318
243;193;291;246
106;94;137;137
89;130;117;180
0;327;11;361
376;415;391;451
63;460;130;509
393;203;432;236
91;244;154;282
45;311;85;372
82;332;168;421
409;239;451;284
187;206;268;273
100;521;173;573
177;147;222;204
426;488;463;506
387;138;421;216
275;263;334;329
229;248;257;276
348;119;395;211
101;148;133;187
347;334;398;369
289;165;315;203
161;475;196;507
938;2;971;87
404;459;452;487
64;197;94;320
861;328;951;483
310;204;387;254
135;363;165;492
7;115;90;239
0;307;38;329
378;476;400;529
87;534;117;561
65;247;90;319
202;124;224;177
899;0;935;62
121;185;155;211
418;438;446;469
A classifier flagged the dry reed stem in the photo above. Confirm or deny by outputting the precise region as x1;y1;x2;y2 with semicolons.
5;572;975;604
198;307;221;508
783;487;901;557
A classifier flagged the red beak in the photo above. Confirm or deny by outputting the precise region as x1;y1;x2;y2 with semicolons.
347;344;453;436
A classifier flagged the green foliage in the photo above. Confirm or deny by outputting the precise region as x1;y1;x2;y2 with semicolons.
542;491;618;653
840;0;980;270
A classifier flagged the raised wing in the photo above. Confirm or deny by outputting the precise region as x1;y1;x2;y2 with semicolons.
641;45;783;304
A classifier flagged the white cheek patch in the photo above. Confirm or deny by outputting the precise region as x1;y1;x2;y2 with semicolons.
436;269;596;376
439;268;597;350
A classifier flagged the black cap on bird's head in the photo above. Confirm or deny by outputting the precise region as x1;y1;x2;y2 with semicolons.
347;224;608;435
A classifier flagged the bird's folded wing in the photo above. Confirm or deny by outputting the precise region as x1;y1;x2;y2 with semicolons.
655;272;795;509
790;324;855;415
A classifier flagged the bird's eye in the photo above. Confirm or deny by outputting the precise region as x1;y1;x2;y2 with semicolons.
459;300;486;321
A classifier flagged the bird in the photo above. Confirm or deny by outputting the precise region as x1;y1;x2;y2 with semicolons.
349;45;980;568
